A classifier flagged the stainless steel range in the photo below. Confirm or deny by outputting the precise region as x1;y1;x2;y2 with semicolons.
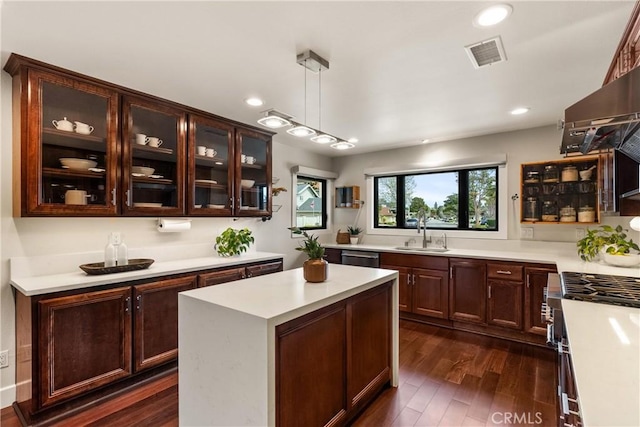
545;271;640;427
560;272;640;307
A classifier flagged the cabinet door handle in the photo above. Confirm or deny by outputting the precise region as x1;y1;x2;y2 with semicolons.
488;285;492;299
230;197;234;209
125;190;131;207
496;270;512;275
136;294;141;310
412;274;415;285
111;188;117;206
406;274;410;286
526;274;530;288
450;267;453;279
125;296;131;313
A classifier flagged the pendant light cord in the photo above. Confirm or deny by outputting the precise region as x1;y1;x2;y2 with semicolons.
318;68;322;130
304;60;307;125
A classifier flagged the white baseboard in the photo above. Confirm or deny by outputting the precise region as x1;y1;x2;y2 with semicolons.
1;383;16;409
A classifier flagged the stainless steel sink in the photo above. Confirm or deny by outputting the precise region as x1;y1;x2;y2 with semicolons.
393;247;449;253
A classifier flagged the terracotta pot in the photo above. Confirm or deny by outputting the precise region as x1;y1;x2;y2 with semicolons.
303;258;328;283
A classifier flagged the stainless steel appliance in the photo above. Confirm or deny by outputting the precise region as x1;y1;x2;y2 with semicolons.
341;250;379;268
545;272;640;427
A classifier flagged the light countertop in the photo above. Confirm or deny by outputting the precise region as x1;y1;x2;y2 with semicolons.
325;243;640;277
180;264;398;322
562;299;640;427
10;251;283;296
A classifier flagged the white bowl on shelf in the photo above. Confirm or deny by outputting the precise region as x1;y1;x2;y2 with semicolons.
241;179;255;188
131;166;155;176
59;158;98;170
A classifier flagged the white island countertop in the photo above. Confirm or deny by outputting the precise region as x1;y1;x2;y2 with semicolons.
562;299;640;427
179;264;399;426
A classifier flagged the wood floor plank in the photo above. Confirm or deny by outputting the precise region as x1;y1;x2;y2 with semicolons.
390;406;422;427
438;399;470;427
466;371;500;422
414;381;458;426
452;374;482;405
405;379;440;412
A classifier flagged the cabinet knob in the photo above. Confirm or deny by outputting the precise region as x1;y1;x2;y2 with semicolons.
125;190;131;207
111;188;117;206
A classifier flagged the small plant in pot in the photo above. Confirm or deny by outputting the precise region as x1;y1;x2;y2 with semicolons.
347;226;363;245
289;227;327;282
215;227;254;257
577;225;640;267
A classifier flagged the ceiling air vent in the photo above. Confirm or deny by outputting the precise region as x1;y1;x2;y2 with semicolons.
465;36;507;69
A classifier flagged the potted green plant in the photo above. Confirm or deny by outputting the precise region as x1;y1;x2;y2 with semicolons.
289;227;327;282
577;225;639;266
347;226;363;245
215;227;255;257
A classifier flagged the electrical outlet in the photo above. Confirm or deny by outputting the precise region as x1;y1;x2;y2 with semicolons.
576;228;586;240
520;227;534;240
0;350;8;368
111;232;122;245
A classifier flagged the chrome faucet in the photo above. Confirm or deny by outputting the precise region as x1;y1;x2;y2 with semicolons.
405;238;416;247
416;208;430;248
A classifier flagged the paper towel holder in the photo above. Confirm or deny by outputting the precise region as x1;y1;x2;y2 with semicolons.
157;218;192;233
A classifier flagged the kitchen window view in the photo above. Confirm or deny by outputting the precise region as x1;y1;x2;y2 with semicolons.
374;167;498;230
295;176;327;230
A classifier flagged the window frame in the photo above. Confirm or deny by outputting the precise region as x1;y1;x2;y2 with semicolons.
295;175;328;230
366;162;507;240
290;165;337;236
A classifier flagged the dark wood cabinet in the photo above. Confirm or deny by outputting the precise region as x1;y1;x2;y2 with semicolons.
122;96;187;216
487;262;523;330
5;53;274;218
524;265;557;336
14;257;283;422
381;252;448;318
277;305;348;427
133;276;196;372
276;281;392;427
449;258;486;324
324;247;342;264
197;259;283;287
412;268;449;319
37;287;132;408
246;260;283;278
347;283;392;413
6;64;120;217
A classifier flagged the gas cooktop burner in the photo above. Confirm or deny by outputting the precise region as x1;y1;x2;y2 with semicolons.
560;272;640;308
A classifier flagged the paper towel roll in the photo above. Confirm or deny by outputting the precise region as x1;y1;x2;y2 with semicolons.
157;218;191;233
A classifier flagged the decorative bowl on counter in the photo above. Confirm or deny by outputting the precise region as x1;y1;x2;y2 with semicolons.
59;158;98;170
241;179;255;188
602;252;640;268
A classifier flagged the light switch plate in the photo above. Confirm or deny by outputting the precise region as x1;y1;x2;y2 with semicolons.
520;227;534;239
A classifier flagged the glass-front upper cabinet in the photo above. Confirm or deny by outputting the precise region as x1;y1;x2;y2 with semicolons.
235;128;272;216
122;96;186;216
187;114;234;215
21;69;119;216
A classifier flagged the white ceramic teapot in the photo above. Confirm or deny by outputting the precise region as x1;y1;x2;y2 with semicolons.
74;121;94;135
52;117;73;132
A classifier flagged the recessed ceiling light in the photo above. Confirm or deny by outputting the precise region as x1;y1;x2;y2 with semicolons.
473;4;512;27
245;97;264;107
510;107;530;115
348;137;359;143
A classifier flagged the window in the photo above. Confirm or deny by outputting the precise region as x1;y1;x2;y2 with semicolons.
295;176;327;230
374;167;498;231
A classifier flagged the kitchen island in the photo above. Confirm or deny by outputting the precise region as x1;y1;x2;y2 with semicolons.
178;264;399;427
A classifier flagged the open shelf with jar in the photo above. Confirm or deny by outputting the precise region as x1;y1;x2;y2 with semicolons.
521;156;599;224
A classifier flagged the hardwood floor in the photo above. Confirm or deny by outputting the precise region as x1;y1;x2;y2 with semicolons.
353;320;557;427
0;320;556;427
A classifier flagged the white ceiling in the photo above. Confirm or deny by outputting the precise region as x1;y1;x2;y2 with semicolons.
1;1;635;156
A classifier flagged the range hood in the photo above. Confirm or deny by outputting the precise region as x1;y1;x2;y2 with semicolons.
560;65;640;162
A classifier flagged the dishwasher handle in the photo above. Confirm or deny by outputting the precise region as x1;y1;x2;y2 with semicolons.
341;251;379;259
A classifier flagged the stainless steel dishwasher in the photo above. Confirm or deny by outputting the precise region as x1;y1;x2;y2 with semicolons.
341;250;379;267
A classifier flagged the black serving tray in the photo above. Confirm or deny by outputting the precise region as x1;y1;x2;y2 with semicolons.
79;258;154;275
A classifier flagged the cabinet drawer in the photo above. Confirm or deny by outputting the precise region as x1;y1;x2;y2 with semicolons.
487;263;523;281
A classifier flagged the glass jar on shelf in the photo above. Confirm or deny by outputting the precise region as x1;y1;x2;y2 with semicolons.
524;170;540;184
578;205;596;223
543;164;559;183
541;200;558;222
559;205;576;222
523;197;539;221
